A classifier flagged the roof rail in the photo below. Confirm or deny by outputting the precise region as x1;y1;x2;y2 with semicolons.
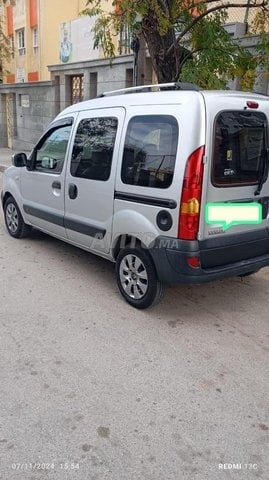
253;91;269;97
98;82;200;97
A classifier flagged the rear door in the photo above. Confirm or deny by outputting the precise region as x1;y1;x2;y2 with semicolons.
113;100;205;246
113;106;181;243
200;95;269;241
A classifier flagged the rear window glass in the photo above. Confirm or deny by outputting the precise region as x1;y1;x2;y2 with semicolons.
121;115;178;189
212;111;267;186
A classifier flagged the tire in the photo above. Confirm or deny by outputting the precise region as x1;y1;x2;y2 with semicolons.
116;245;165;309
4;196;31;239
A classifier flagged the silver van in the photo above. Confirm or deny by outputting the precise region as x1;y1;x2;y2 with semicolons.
2;83;269;308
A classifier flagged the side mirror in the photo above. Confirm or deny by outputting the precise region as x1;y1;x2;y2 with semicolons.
12;152;27;167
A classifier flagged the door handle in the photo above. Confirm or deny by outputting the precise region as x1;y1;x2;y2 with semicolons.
52;181;61;190
68;183;78;199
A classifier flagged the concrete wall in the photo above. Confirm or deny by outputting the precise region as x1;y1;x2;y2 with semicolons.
49;54;135;111
0;81;56;150
0;55;135;151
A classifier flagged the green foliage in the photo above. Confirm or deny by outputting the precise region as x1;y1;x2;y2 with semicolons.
82;0;269;88
180;9;257;90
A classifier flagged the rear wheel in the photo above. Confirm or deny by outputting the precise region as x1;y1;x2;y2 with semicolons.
4;197;31;238
116;245;165;309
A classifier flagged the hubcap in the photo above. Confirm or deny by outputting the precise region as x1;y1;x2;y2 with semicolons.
6;203;19;233
119;254;148;300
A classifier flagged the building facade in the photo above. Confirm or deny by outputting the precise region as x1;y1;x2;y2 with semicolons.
0;0;130;149
0;0;268;151
1;0;92;83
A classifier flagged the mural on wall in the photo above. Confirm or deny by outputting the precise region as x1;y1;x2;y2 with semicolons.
60;22;72;63
59;16;98;64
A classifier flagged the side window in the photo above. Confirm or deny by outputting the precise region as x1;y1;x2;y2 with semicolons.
70;117;118;181
35;125;72;174
121;115;178;189
212;111;267;186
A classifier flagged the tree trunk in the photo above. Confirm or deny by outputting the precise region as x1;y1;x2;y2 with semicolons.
141;14;185;83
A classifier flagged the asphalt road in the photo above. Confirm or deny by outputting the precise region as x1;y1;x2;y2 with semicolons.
0;172;268;480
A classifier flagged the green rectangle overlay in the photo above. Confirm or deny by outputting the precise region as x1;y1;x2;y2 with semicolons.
206;203;262;231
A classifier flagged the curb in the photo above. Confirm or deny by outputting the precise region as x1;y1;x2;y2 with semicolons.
0;164;8;172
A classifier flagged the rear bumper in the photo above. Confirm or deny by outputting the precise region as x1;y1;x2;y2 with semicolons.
149;230;269;284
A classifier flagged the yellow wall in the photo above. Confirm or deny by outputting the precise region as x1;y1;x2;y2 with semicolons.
39;0;89;80
4;0;28;81
3;0;120;83
3;0;93;82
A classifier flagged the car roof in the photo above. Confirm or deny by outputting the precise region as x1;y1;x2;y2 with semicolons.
57;88;268;118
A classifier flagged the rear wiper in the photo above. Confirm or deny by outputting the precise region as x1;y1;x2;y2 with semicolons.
255;147;269;196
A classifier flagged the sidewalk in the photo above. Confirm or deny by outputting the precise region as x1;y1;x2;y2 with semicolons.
0;148;31;172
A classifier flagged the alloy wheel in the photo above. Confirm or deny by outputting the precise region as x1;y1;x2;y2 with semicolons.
119;254;148;299
5;202;19;234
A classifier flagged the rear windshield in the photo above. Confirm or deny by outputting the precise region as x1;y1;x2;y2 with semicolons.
212;110;267;186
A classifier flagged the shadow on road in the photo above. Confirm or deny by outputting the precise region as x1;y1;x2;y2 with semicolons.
22;227;269;326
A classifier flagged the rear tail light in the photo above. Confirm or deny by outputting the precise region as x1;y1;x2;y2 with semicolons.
178;145;205;240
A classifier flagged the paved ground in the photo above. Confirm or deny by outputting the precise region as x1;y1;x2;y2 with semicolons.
0;148;16;171
0;171;268;480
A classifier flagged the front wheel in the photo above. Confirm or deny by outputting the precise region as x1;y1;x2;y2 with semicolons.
116;246;165;309
4;197;31;238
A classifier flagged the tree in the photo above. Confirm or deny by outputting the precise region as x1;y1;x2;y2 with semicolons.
0;11;11;83
82;0;269;89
